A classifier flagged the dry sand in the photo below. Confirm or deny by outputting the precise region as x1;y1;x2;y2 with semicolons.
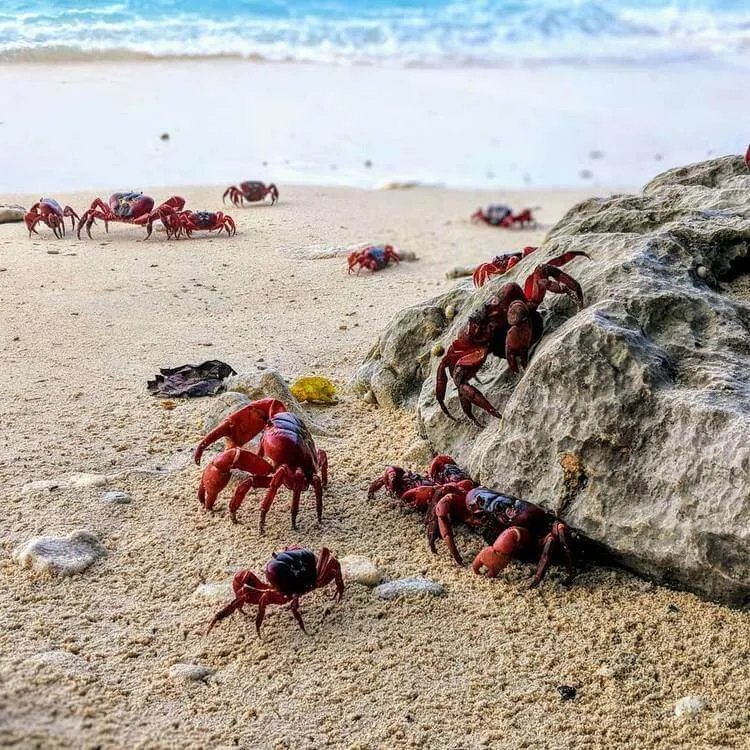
0;185;748;749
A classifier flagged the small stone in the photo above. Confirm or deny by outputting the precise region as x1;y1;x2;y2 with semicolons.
102;491;132;504
667;603;680;613
363;390;377;405
68;473;108;488
444;304;457;320
168;663;212;682
339;324;348;331
431;344;444;357
675;695;706;718
374;577;444;600
696;265;709;279
46;250;60;255
340;556;382;587
162;400;177;410
0;204;25;223
192;581;234;600
14;530;107;575
557;685;577;700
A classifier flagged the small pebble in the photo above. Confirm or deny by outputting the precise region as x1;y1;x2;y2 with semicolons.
444;304;456;320
363;390;377;405
68;473;108;488
675;695;706;718
339;324;348;331
374;577;444;600
192;581;234;600
557;685;577;701
340;556;382;587
46;250;60;255
168;663;212;683
102;491;132;504
696;265;709;279
14;529;107;575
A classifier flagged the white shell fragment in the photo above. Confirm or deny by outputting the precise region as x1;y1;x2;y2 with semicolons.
675;695;706;719
14;530;107;575
169;663;213;682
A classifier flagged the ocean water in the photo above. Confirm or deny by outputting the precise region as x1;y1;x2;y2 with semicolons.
2;0;749;66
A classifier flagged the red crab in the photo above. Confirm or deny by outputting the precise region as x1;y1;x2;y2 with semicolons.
166;210;236;239
223;181;278;207
471;204;537;229
368;455;475;511
207;546;344;635
194;397;286;465
464;488;575;587
24;198;79;238
198;411;328;531
347;244;401;274
76;192;186;239
745;144;750;171
473;246;538;287
436;251;589;424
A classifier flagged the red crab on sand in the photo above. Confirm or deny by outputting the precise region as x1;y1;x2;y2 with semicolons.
223;181;278;207
471;204;537;229
347;244;401;274
166;210;236;239
24;198;79;238
207;546;344;635
436;251;589;423
473;246;539;287
76;192;185;239
197;407;328;531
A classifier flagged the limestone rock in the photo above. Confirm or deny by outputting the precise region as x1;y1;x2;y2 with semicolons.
374;577;445;599
340;555;382;587
168;663;213;682
0;204;25;223
14;530;107;575
351;285;470;409
223;368;329;435
360;156;750;605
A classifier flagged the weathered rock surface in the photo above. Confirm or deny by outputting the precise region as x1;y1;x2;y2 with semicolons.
374;577;445;599
14;530;107;575
359;156;750;605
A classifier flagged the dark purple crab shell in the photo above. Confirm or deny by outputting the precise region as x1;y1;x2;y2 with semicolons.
40;197;64;214
265;548;318;596
482;204;512;226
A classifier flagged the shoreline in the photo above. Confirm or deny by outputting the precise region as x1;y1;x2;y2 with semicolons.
1;59;747;195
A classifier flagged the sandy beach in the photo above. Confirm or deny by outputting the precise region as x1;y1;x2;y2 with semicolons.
1;183;748;748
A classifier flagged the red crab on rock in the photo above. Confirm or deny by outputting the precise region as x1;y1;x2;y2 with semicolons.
223;181;278;207
24;198;79;238
471;204;537;229
76;192;185;239
197;409;328;531
166;210;236;239
347;244;401;274
207;546;344;635
436;251;589;423
745;143;750;171
473;246;539;287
